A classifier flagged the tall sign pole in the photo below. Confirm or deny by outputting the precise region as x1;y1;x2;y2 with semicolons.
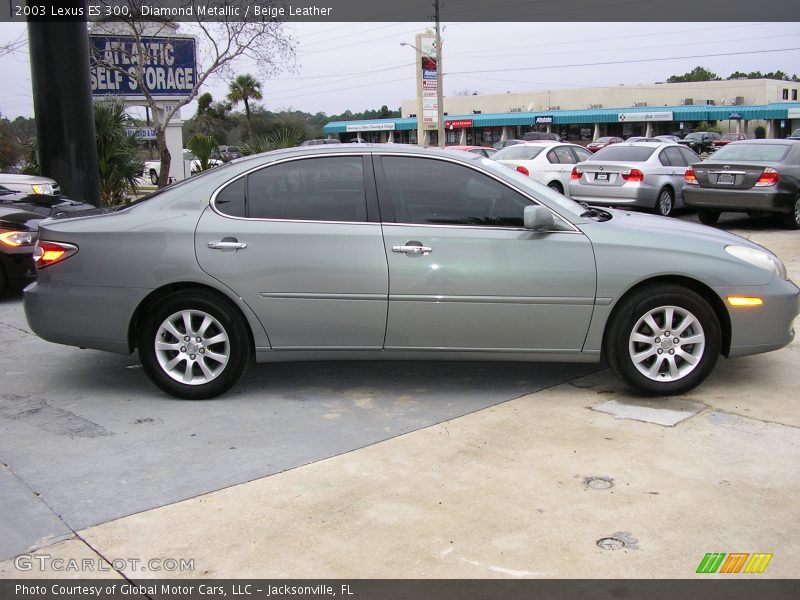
28;2;101;207
434;0;445;148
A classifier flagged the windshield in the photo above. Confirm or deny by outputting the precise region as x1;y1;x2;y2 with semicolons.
479;157;587;219
493;146;545;161
589;146;656;161
709;143;790;162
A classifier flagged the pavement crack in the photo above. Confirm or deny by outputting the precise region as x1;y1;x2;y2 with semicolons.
0;320;33;336
710;408;799;430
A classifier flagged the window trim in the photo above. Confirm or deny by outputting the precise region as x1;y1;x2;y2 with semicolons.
209;153;379;225
374;152;581;234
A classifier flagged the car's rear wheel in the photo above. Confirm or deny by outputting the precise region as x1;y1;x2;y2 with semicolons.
697;208;720;225
547;181;564;194
780;196;800;230
138;291;250;399
605;284;721;395
654;188;674;217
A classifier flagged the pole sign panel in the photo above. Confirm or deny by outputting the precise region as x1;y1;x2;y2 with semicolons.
89;35;196;98
415;33;438;131
125;127;157;140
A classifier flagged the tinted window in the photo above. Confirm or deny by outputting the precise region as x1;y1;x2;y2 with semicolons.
381;156;531;227
550;146;577;164
664;146;686;167
658;151;671;167
710;144;791;162
573;147;592;162
679;146;701;165
245;157;367;221
494;146;545;161
590;146;656;161
215;177;246;217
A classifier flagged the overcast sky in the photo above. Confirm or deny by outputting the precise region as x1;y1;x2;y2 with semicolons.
1;21;800;120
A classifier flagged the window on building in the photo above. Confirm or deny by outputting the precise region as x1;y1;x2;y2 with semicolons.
783;88;789;100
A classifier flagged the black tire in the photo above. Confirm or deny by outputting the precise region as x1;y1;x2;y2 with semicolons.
149;170;158;185
697;208;720;225
780;196;800;230
547;181;564;194
138;290;251;399
654;187;674;217
604;284;721;396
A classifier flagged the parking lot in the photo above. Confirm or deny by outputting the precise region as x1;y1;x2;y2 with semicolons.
0;211;798;579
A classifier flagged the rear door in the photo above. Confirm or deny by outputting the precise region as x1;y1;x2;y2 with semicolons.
195;154;389;349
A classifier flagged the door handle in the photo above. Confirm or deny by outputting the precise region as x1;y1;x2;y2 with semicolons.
208;239;247;250
392;241;432;256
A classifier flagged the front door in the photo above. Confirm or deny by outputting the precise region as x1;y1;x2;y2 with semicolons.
375;154;597;353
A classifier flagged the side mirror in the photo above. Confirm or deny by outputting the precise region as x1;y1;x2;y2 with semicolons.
524;205;555;231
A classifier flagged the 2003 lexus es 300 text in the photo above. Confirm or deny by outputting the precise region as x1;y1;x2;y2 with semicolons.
23;145;799;399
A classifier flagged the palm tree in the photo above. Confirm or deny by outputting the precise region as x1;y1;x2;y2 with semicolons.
93;101;142;205
227;74;262;134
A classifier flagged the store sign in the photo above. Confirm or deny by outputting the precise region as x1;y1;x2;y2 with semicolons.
89;35;196;98
446;119;473;129
535;116;554;124
728;112;743;120
345;123;396;132
125;127;157;140
788;108;800;118
417;34;438;131
617;111;673;122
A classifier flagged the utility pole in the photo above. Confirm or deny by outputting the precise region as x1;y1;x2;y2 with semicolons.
434;0;445;148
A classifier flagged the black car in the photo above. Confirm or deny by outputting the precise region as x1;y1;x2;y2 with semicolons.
0;205;40;294
683;139;800;229
678;132;721;154
0;186;97;294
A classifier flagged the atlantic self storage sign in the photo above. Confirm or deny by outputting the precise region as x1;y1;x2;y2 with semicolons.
89;35;196;97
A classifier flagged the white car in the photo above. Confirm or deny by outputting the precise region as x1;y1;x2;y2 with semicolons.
144;150;222;185
492;142;593;197
0;173;60;195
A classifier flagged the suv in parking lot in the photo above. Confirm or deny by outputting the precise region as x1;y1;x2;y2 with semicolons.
679;132;721;154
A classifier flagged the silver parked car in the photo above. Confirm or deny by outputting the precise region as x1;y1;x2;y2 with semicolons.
0;173;60;196
568;142;701;217
24;146;799;399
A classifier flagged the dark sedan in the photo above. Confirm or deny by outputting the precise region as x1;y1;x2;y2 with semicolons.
0;205;39;294
679;132;721;154
683;140;800;228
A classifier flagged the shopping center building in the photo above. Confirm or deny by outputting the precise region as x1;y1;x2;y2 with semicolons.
323;78;800;145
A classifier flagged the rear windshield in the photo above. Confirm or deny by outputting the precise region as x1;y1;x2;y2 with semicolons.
710;144;790;162
590;146;656;162
494;146;545;161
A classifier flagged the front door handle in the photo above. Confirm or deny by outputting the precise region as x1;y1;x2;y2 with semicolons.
208;238;247;250
392;241;432;256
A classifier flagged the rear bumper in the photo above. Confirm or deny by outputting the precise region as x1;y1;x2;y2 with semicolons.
569;182;659;208
683;187;796;214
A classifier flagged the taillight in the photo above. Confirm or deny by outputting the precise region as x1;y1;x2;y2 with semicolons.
33;240;78;268
755;167;779;187
621;168;644;182
516;165;530;176
684;168;698;184
570;166;581;180
0;230;34;247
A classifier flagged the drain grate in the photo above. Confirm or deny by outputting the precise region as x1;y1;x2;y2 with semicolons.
585;476;614;490
596;531;639;551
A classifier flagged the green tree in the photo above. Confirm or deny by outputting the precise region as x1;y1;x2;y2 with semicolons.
0;117;19;171
93;101;142;205
227;74;263;134
667;66;721;83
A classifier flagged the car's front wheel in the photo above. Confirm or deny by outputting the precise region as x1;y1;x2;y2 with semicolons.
138;290;251;399
605;284;721;395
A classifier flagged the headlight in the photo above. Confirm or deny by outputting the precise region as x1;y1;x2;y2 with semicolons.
31;183;53;194
725;245;787;280
0;230;34;247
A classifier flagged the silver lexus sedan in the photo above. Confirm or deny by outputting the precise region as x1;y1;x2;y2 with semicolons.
23;145;799;399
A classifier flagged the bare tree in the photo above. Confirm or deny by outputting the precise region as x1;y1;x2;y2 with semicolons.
91;1;295;187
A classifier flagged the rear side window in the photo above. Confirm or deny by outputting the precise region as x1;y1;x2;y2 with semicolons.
215;157;368;222
590;146;656;162
679;146;701;165
548;146;577;164
380;156;531;227
662;147;686;167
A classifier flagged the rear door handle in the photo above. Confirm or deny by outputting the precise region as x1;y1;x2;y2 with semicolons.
392;241;432;256
208;239;247;250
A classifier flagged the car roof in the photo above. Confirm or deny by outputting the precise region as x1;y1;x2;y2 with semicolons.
726;138;799;145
